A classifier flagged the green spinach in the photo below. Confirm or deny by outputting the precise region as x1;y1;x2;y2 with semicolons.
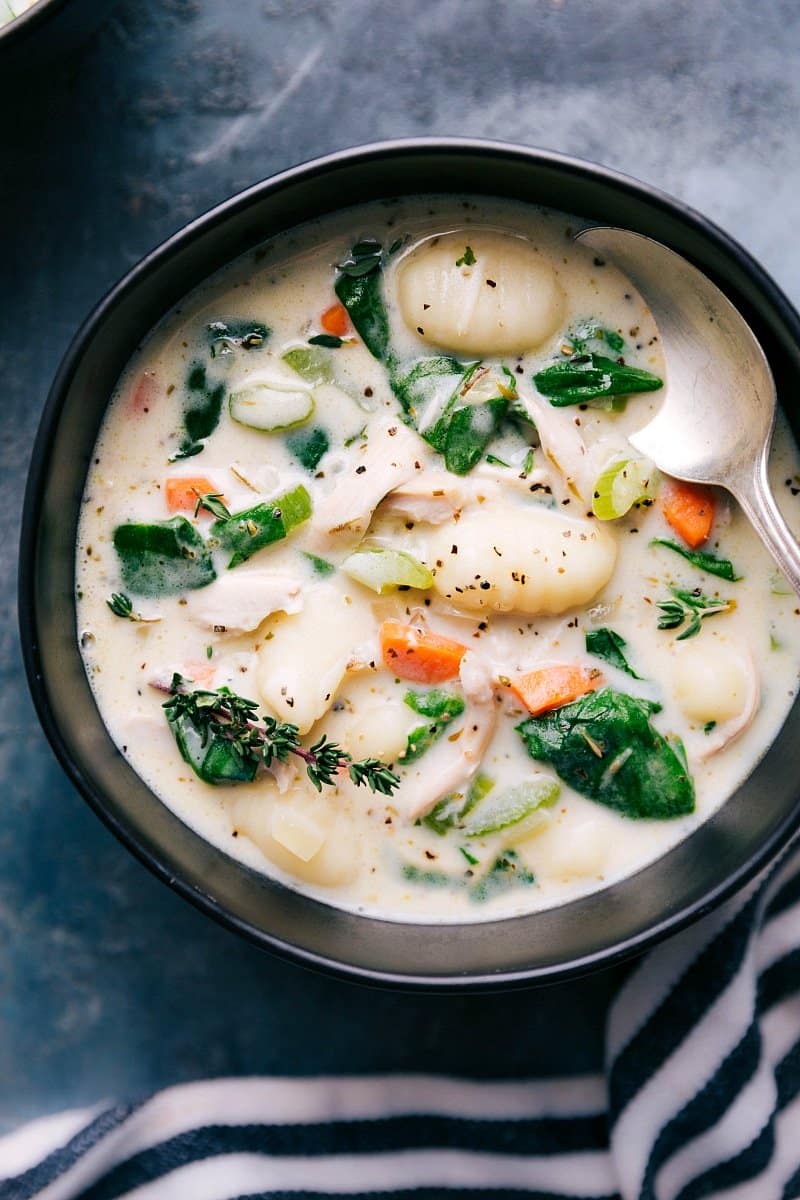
533;353;663;407
402;689;466;764
286;426;330;472
649;539;741;581
585;627;642;678
113;516;216;596
517;688;695;820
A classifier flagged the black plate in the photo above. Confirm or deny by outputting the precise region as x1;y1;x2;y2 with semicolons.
19;139;800;990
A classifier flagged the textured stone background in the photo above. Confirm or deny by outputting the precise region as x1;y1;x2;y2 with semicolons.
1;0;799;1131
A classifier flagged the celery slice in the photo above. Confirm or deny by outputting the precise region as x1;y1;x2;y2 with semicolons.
592;457;657;520
462;778;559;838
342;547;433;593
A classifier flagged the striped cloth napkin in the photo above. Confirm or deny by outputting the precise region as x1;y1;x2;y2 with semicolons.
2;839;799;1200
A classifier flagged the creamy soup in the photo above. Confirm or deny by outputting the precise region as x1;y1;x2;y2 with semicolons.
76;196;800;922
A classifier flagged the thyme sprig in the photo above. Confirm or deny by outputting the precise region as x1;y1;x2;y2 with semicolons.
106;592;160;623
162;676;399;795
656;587;732;641
193;491;231;521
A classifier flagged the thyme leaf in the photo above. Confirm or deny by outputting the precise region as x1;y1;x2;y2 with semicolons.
656;587;732;640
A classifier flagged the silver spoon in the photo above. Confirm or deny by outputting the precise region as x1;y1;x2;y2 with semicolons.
576;226;800;594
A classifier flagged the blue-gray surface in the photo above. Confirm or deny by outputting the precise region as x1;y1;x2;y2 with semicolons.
1;0;799;1133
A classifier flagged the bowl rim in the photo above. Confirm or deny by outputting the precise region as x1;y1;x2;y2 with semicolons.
19;137;800;989
0;0;69;49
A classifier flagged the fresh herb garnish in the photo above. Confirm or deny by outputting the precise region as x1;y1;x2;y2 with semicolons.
655;587;733;640
470;850;536;902
206;645;213;659
455;246;476;267
106;592;160;622
585;627;642;678
486;453;510;467
163;678;399;794
309;333;346;349
113;517;216;596
344;425;367;448
533;353;662;407
517;688;695;820
567;322;625;355
522;448;535;476
303;552;336;576
704;720;717;734
460;846;479;866
193;491;231;521
649;539;741;581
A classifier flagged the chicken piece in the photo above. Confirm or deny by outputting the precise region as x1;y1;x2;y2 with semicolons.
186;571;303;634
311;416;424;541
378;471;468;525
518;390;592;501
392;698;498;821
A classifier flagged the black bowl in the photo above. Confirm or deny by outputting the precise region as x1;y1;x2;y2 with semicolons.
0;0;111;72
19;139;800;990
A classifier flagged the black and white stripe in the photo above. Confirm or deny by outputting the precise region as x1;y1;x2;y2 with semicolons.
2;843;800;1200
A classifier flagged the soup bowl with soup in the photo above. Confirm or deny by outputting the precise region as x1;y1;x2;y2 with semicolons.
20;140;800;988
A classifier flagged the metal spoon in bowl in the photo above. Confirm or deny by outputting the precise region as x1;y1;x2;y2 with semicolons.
575;226;800;595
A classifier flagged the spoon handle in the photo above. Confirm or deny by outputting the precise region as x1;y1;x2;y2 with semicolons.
733;453;800;597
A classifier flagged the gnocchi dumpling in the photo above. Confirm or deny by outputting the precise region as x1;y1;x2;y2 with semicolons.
671;638;753;724
230;786;359;886
257;584;372;732
426;504;616;616
396;230;565;355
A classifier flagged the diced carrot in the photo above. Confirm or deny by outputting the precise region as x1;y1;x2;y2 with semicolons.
183;659;217;686
128;370;159;415
662;479;716;548
165;476;222;513
509;664;602;717
321;302;349;337
379;620;466;683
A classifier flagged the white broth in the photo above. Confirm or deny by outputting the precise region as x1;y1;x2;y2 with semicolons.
76;196;800;923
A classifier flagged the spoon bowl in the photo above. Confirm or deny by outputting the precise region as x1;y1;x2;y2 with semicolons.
576;226;800;594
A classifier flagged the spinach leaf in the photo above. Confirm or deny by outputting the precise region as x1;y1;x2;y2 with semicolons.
455;245;477;267
533;353;663;407
113;516;216;596
390;356;475;427
207;320;269;357
517;687;695;820
309;334;345;348
402;689;466;764
167;707;258;785
401;863;453;888
649;538;741;581
442;397;508;475
286;426;330;472
212;485;312;568
470;850;536;902
585;627;642;678
335;241;391;362
175;362;225;458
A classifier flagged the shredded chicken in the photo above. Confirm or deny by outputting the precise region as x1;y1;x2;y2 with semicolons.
311;416;423;541
186;571;303;634
393;698;499;821
518;390;592;501
378;471;467;525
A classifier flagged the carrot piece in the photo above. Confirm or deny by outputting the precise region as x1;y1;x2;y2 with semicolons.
128;370;159;415
165;476;222;513
509;664;602;717
662;479;716;548
321;302;349;337
379;620;466;683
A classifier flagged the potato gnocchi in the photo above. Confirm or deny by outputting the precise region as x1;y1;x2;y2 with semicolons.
76;196;800;923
